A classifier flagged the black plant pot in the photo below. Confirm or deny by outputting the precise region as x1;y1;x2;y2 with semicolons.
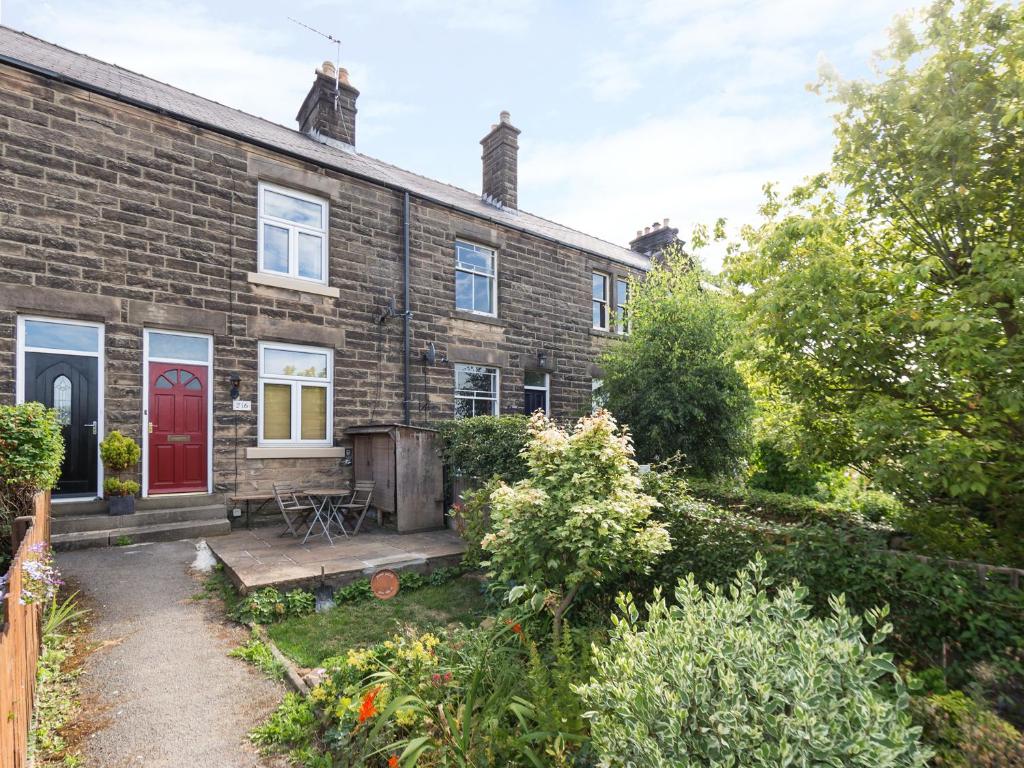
109;494;136;516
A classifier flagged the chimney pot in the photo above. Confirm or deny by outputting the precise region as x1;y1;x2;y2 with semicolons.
480;111;521;209
319;60;336;78
644;226;651;234
663;218;670;226
337;67;350;86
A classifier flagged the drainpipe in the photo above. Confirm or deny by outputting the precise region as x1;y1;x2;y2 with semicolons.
402;191;411;426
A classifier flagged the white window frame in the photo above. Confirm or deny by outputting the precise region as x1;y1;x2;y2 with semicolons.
15;316;106;501
141;328;214;497
454;240;498;317
257;341;333;447
453;363;500;418
257;182;329;285
615;277;630;335
524;371;550;416
592;272;610;331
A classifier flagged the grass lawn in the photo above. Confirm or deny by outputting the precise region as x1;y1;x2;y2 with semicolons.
267;576;490;667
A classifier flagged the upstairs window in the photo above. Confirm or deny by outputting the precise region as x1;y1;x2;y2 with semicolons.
455;241;497;316
258;183;328;284
616;277;630;334
592;272;609;330
454;364;499;417
258;342;332;446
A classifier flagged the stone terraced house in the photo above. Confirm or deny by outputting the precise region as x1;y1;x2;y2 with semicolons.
0;27;682;541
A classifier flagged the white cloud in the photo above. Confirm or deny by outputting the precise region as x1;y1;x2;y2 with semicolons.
520;103;831;270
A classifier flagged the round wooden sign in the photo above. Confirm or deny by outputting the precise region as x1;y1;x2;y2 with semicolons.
370;569;400;600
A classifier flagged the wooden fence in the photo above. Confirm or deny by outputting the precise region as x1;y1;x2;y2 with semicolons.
0;492;51;768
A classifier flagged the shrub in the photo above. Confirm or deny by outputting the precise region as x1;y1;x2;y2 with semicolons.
911;690;1024;767
483;411;670;640
98;430;140;472
578;556;930;767
229;633;285;680
103;478;140;497
233;587;316;624
627;472;1024;712
435;415;530;484
0;403;64;550
448;477;501;566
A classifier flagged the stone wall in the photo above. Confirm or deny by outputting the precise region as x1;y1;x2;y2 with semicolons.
0;63;641;495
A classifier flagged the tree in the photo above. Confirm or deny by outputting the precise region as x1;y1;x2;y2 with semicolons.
600;246;753;475
481;411;670;642
727;0;1024;530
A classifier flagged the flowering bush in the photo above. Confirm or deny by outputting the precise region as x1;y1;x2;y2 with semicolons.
482;411;670;640
19;543;63;606
577;555;930;767
233;587;316;624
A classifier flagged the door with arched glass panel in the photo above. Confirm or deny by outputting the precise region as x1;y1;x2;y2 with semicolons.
19;317;102;496
145;330;212;495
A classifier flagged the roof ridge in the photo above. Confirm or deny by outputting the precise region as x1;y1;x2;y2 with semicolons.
0;25;648;268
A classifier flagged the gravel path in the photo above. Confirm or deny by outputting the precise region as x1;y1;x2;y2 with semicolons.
58;540;286;768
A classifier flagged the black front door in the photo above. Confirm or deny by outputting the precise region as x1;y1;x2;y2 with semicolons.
524;388;547;415
24;352;98;495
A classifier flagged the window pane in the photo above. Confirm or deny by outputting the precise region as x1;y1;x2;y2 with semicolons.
264;188;323;228
454;397;475;419
455;365;495;396
455;242;494;274
263;383;292;440
473;274;493;314
263;347;329;379
592;273;607;300
300;386;327;440
24;320;98;353
455;271;473;311
263;223;289;273
53;375;71;425
593;301;607;329
616;279;628;305
524;370;546;388
148;332;208;362
297;233;323;280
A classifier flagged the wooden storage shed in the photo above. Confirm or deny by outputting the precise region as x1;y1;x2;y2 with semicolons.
344;424;445;533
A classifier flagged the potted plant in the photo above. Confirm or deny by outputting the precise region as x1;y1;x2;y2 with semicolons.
100;430;141;516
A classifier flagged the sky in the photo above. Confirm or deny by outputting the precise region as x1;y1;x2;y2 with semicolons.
2;0;918;271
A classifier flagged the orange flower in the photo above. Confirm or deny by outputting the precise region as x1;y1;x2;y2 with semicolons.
358;686;381;723
505;618;523;636
388;755;400;768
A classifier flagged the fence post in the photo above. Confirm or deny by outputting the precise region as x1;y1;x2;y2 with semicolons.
10;516;34;554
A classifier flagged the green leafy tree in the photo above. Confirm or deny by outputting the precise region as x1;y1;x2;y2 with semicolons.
482;412;670;642
600;246;753;475
727;0;1024;531
578;556;931;768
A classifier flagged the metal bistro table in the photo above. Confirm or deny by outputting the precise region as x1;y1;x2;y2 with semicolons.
301;486;352;544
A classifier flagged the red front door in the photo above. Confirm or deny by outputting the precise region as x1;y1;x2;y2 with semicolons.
148;362;208;494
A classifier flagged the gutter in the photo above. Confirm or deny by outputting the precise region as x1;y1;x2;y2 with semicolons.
402;191;411;426
0;53;647;272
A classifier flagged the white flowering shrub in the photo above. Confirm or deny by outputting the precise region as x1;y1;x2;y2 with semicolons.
482;411;670;640
577;554;931;768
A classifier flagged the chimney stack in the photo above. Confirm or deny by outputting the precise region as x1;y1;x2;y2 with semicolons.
629;218;683;260
480;111;520;209
297;61;359;147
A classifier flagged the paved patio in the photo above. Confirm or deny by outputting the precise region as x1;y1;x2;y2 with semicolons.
209;524;467;593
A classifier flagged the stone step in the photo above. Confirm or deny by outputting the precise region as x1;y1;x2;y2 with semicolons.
52;505;226;535
52;493;225;517
53;518;231;551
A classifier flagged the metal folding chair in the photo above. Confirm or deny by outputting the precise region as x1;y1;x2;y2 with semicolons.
273;482;315;538
334;481;376;535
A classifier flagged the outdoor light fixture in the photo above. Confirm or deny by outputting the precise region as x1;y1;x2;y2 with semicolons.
537;349;548;368
229;373;241;400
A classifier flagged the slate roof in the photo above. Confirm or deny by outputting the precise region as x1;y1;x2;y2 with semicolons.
0;27;649;271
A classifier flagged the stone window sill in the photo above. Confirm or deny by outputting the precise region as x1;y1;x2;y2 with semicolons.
589;327;618;338
450;310;504;328
247;272;340;298
246;446;345;460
